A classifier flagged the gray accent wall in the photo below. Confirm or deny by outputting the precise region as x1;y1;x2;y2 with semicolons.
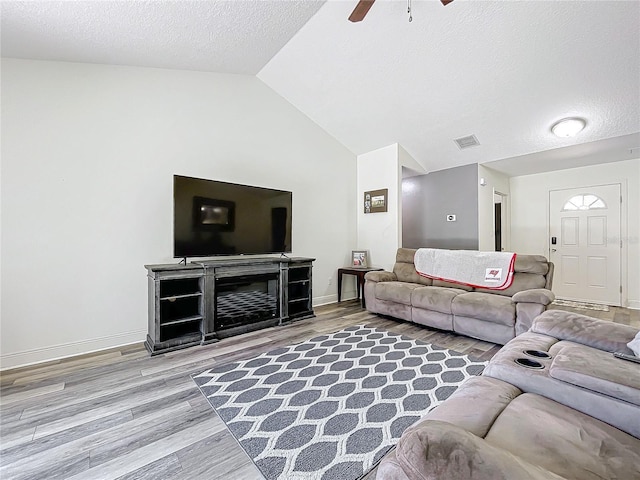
402;163;479;250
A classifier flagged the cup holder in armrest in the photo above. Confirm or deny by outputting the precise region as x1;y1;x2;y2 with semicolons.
514;358;544;369
523;349;551;359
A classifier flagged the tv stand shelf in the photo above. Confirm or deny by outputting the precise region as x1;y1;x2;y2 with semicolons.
145;257;314;355
161;315;203;326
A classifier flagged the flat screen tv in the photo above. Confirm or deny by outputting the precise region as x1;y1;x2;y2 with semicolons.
173;175;292;258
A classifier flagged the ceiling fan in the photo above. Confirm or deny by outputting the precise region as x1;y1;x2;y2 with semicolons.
348;0;454;23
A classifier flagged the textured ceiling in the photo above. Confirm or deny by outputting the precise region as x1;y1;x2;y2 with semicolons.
483;132;640;177
0;0;325;74
2;0;639;175
259;0;640;173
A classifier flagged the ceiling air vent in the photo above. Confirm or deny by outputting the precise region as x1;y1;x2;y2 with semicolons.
454;134;480;150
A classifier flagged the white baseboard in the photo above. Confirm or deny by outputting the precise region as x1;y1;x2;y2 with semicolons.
313;294;336;306
2;292;367;371
0;330;146;371
627;300;640;310
313;290;357;307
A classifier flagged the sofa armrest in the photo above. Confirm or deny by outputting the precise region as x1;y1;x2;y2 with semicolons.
364;271;396;314
531;310;638;354
512;289;555;305
365;271;397;283
422;377;521;438
391;421;562;480
512;290;554;336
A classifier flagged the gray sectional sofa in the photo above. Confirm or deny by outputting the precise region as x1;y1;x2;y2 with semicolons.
484;310;640;438
364;248;555;344
376;310;640;480
377;376;640;480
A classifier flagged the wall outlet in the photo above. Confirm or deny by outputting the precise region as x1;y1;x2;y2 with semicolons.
328;277;332;285
446;214;456;222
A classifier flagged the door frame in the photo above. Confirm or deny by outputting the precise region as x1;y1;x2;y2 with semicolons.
547;181;628;307
494;191;509;251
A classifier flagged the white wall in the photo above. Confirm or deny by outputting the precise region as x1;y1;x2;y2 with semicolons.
356;144;401;271
398;145;426;253
1;59;357;369
398;145;427;176
510;159;640;309
478;165;510;251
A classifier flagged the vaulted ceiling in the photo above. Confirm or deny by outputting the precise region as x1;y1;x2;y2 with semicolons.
2;0;639;175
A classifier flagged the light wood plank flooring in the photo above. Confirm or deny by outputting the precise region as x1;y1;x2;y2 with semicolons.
1;301;637;480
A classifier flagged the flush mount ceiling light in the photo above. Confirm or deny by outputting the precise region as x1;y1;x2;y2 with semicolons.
551;117;586;137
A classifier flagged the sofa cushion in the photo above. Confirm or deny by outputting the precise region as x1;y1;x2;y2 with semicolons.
432;279;474;291
396;248;417;263
411;308;453;331
393;262;433;286
484;333;640;438
382;375;640;480
393;421;561;480
549;343;640;407
411;286;466;314
485;392;640;480
376;282;422;306
377;300;412;322
531;310;638;355
393;248;433;285
425;376;521;438
475;272;546;297
451;292;515;326
514;255;549;275
453;317;515;345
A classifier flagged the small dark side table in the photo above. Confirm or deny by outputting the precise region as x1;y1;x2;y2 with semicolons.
338;266;384;308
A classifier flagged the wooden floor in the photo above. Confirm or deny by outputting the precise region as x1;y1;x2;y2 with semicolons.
1;301;638;480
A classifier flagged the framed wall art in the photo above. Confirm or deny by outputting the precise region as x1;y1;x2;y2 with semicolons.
364;189;388;214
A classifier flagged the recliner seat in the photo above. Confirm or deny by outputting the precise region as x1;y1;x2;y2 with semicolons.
483;310;640;437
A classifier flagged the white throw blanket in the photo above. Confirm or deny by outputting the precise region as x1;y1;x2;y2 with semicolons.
414;248;517;290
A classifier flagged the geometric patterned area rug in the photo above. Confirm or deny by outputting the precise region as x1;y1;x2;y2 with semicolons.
552;298;610;312
192;325;487;480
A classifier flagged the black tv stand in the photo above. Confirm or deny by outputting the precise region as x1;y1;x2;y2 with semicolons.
144;256;314;355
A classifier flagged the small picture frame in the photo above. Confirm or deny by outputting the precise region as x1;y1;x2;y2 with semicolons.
364;189;388;214
352;250;369;268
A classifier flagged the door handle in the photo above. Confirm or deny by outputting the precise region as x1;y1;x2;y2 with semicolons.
551;248;557;252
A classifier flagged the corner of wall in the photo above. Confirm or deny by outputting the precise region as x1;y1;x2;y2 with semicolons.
398;144;427;175
356;145;402;270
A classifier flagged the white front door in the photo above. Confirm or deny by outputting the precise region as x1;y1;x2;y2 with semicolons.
549;184;621;306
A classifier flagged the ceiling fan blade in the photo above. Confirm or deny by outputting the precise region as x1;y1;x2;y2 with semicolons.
441;0;454;5
349;0;375;23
